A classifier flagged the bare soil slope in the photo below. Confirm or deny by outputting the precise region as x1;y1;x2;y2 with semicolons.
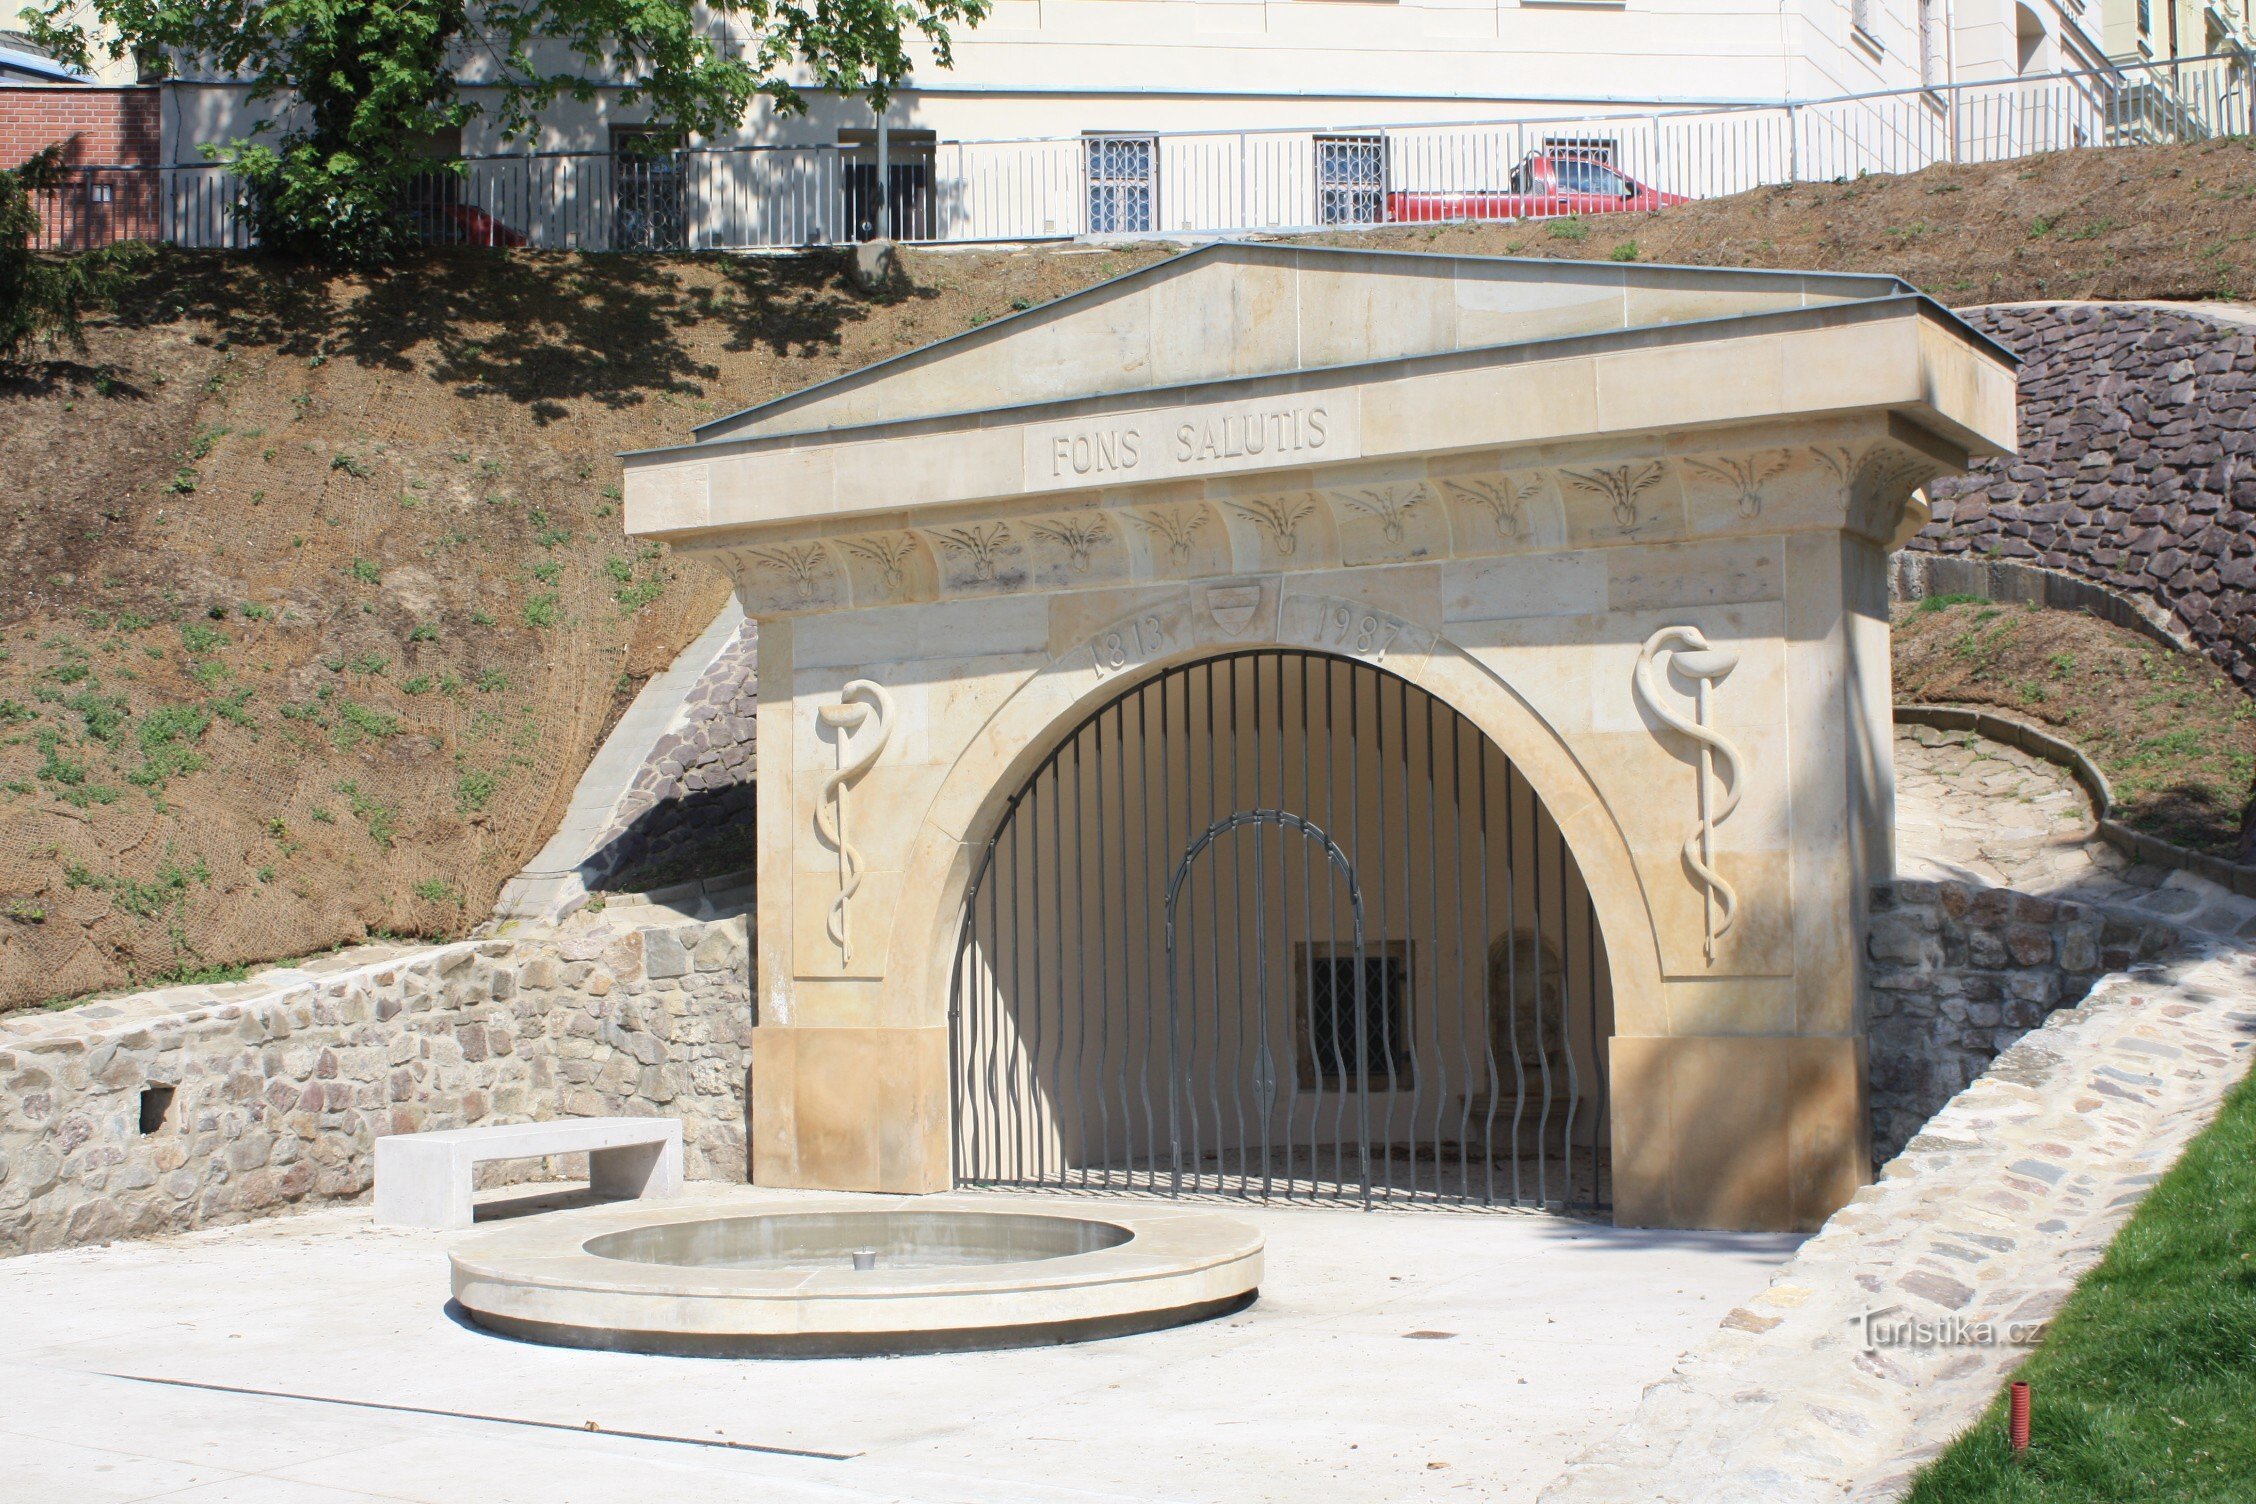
0;246;1171;1011
1302;137;2256;304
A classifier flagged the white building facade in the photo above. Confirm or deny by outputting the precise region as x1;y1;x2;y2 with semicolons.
110;0;2256;247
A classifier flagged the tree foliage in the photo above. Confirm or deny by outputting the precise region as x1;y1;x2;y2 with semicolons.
2;145;147;363
30;0;988;264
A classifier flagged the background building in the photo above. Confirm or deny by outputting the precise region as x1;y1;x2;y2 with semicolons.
7;0;2253;249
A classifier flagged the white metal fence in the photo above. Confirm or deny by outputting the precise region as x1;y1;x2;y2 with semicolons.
25;51;2253;253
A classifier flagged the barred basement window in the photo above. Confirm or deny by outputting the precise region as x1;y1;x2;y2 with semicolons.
1297;942;1414;1090
1315;135;1386;226
611;126;686;251
1085;135;1156;234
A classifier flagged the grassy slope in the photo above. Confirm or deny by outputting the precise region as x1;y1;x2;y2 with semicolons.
1904;1070;2256;1502
7;139;2256;1013
1893;598;2256;858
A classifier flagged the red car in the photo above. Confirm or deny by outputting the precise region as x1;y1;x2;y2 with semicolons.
1386;153;1688;223
439;204;527;248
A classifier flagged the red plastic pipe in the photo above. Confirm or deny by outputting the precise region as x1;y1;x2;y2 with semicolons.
2009;1381;2032;1452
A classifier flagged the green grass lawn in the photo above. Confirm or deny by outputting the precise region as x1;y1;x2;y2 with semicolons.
1904;1070;2256;1501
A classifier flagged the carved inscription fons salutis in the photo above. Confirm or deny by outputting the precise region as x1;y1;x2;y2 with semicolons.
1036;402;1339;486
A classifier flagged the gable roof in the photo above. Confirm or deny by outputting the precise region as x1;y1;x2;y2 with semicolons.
689;241;1935;446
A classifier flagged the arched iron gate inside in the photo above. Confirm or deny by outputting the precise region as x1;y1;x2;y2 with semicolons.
948;649;1612;1212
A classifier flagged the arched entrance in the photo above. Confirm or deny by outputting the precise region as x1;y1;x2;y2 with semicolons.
948;649;1613;1212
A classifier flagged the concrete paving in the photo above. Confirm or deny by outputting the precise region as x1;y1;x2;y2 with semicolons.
0;1183;1796;1503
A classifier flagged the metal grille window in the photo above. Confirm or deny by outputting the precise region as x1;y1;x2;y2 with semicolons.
1085;135;1156;234
1315;135;1386;225
1541;136;1617;167
611;128;686;251
1298;944;1412;1088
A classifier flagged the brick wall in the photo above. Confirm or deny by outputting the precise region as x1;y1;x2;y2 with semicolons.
1;85;162;247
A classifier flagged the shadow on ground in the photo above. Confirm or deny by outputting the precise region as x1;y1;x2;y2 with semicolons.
111;248;935;424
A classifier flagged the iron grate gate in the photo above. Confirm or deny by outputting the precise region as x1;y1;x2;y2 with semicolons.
948;650;1611;1212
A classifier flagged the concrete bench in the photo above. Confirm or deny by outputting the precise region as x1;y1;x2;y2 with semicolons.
374;1117;683;1230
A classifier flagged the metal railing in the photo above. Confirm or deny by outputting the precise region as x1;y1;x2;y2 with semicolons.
22;50;2252;253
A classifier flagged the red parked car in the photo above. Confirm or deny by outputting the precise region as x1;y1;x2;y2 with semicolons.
1386;153;1688;223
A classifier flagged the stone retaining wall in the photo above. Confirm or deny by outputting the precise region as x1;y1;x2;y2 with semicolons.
1866;878;2176;1161
1913;303;2256;691
0;911;750;1256
0;861;2193;1256
582;618;759;890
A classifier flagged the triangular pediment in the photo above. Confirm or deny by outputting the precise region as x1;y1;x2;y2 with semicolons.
692;243;1912;443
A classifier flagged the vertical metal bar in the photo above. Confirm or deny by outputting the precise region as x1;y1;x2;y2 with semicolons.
1347;659;1370;1206
948;890;969;1185
1110;699;1135;1189
1425;692;1450;1203
1535;784;1556;1208
1162;669;1181;1194
1007;777;1028;1182
1248;657;1270;1199
1450;709;1478;1203
1033;775;1046;1190
1136;682;1160;1194
1280;654;1299;1198
1301;654;1324;1197
1047;756;1068;1189
1230;656;1251;1194
1400;674;1428;1202
1200;659;1223;1191
983;832;1002;1183
1070;735;1092;1187
1558;824;1580;1211
1503;759;1524;1206
1588;889;1606;1212
1093;705;1115;1188
1370;661;1393;1202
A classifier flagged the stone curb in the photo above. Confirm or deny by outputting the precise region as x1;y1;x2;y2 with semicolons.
1888;553;2198;658
1538;942;2256;1504
1894;703;2256;900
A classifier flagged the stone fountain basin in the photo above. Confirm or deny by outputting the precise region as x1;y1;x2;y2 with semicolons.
448;1195;1263;1357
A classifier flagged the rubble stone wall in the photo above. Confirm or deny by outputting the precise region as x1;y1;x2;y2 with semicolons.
1865;877;2177;1161
0;912;750;1256
1914;303;2256;691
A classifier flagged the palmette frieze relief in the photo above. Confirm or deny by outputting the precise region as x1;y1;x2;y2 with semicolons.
744;542;842;607
1023;511;1113;575
1221;493;1324;558
1684;452;1792;520
1127;502;1214;565
1442;475;1545;542
1561;460;1671;535
716;440;1937;616
840;532;923;593
1333;482;1429;543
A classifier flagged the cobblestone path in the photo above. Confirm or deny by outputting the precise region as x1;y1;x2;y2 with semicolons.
1538;728;2256;1503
